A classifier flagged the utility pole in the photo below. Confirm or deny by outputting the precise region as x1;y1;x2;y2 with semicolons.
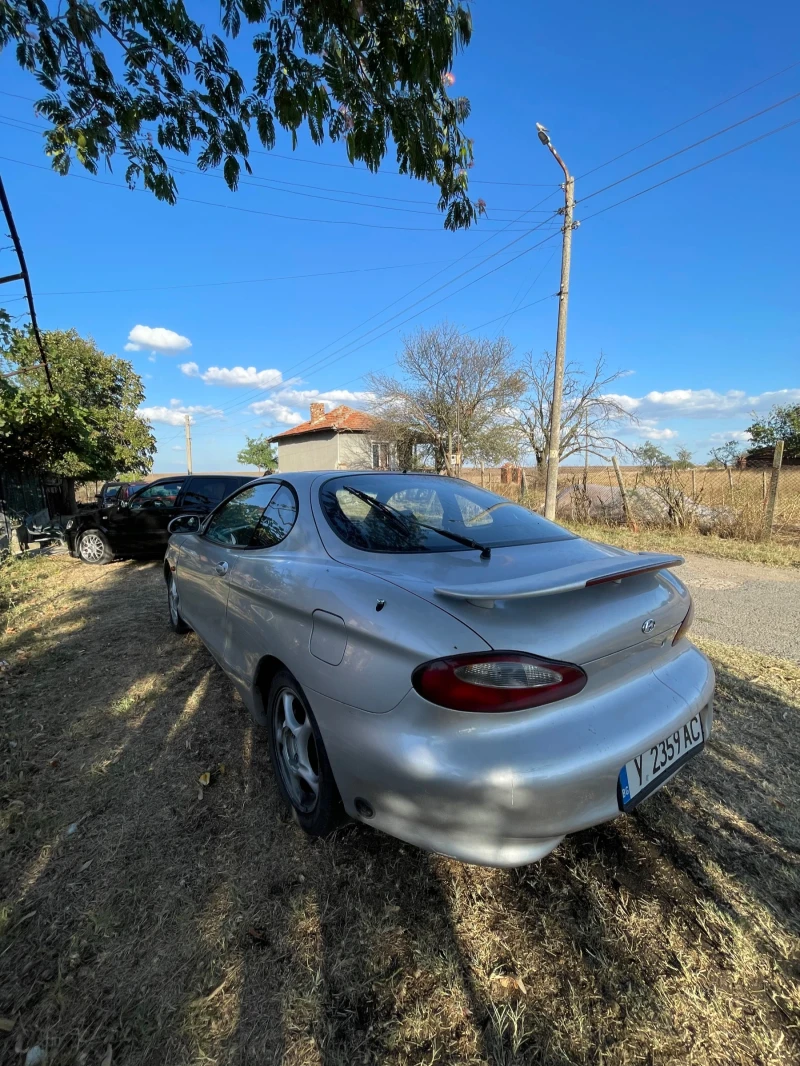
184;414;193;475
0;174;53;391
536;123;578;520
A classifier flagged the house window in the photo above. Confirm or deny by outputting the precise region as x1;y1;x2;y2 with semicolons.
371;442;392;470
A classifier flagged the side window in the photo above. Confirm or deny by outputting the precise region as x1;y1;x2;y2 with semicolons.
129;480;184;511
252;485;298;548
182;477;229;511
204;483;279;547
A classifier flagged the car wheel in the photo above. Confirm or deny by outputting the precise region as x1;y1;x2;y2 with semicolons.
77;529;113;565
267;670;342;836
167;572;190;634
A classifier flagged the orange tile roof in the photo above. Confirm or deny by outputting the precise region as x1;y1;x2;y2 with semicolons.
269;405;375;442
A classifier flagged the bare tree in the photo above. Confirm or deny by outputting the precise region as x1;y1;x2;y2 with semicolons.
515;352;636;469
368;323;525;475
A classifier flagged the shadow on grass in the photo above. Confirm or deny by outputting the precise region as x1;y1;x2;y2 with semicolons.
1;559;797;1065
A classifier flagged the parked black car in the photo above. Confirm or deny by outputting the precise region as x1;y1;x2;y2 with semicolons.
66;474;255;564
95;480;147;508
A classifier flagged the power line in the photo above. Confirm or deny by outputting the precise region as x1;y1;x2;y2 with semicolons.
580;116;800;222
0;88;559;189
28;257;509;297
0;152;543;234
0;112;558;220
185;286;561;445
186;107;800;439
182;208;561;426
577;58;800;179
579;89;800;204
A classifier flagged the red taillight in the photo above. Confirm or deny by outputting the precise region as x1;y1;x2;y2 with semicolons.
672;601;694;645
412;651;587;713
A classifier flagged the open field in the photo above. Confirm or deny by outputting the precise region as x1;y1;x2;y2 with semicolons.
461;465;800;554
563;523;800;569
1;555;799;1065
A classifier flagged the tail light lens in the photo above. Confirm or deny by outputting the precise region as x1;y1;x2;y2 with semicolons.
412;651;587;713
672;601;694;645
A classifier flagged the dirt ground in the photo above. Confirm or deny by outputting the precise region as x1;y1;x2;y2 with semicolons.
1;555;798;1066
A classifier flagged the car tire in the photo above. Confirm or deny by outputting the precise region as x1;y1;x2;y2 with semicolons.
167;572;190;634
77;529;114;565
267;669;343;837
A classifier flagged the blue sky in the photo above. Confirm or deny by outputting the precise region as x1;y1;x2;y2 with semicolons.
1;0;798;471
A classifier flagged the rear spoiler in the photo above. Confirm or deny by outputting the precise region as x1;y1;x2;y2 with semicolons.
434;552;684;605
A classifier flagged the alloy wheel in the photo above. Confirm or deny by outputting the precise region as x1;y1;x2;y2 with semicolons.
274;688;320;813
79;533;105;562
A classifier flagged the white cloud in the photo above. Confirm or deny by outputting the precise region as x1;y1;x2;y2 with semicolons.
638;427;679;440
709;430;752;442
125;324;192;354
180;362;283;389
248;398;305;425
277;387;374;408
246;387;375;428
138;399;224;426
603;387;800;421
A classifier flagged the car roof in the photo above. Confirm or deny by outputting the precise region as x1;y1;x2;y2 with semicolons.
144;473;251;485
262;470;471;490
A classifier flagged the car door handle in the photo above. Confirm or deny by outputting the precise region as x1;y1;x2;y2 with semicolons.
214;561;229;576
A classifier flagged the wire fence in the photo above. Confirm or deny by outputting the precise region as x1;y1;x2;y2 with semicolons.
458;462;800;544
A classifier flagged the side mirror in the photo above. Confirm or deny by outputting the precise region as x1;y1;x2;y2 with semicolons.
168;514;201;535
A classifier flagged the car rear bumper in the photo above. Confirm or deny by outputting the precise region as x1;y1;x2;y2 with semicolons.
308;640;715;867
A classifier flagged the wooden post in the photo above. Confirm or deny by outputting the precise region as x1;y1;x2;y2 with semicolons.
762;440;784;542
727;467;734;491
612;456;637;531
480;461;485;488
762;469;767;502
691;469;697;498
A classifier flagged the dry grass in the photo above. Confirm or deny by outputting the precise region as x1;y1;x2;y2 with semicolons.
563;522;800;569
1;555;798;1065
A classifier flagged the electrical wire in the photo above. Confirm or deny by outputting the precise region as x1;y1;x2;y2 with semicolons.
0;152;543;234
184;102;800;436
0;119;559;228
179;207;561;426
579;89;800;204
577;58;800;179
29;257;510;297
580;116;800;222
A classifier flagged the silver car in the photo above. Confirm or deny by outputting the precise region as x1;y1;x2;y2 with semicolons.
164;471;713;867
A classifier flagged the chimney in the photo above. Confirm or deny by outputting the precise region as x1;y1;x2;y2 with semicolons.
309;402;325;424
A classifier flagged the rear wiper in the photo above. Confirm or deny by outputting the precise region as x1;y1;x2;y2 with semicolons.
341;485;491;560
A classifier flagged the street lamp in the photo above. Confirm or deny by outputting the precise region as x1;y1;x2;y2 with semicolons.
537;123;577;520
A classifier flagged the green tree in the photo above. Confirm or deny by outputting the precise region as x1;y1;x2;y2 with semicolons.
673;446;694;469
708;440;745;468
633;440;673;471
2;328;156;478
0;378;90;471
746;404;800;458
1;0;478;231
237;434;277;474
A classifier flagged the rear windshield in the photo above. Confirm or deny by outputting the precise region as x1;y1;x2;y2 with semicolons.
319;474;573;554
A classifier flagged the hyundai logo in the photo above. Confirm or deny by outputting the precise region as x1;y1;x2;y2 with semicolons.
641;618;656;634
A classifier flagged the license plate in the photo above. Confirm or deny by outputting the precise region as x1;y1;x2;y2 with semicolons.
617;713;704;812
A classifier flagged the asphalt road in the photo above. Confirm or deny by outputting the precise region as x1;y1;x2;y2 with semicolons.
679;553;800;661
